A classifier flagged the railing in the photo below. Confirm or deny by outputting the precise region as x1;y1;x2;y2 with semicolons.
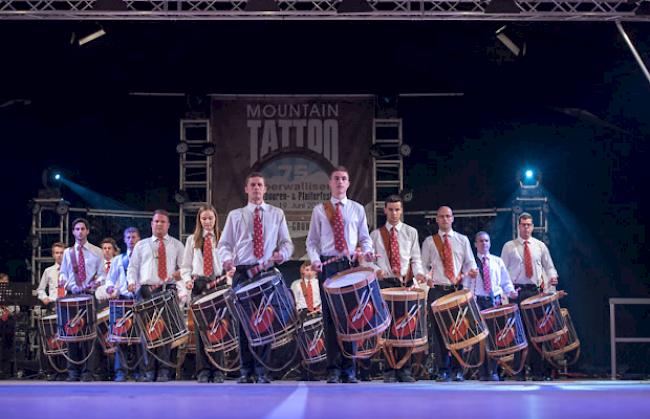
609;298;650;380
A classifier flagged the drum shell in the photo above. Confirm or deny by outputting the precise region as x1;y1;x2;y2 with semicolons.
296;314;327;364
539;308;580;358
39;314;68;356
481;303;528;358
97;307;116;354
430;289;488;351
133;290;189;349
520;293;568;344
108;299;141;345
56;295;97;342
191;287;240;353
382;287;428;348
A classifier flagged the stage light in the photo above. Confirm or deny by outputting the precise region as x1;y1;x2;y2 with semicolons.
496;26;524;57
400;188;414;203
54;173;61;181
176;141;189;154
78;28;106;46
517;168;542;190
174;190;190;205
55;200;70;216
525;170;533;179
202;144;216;157
399;144;412;157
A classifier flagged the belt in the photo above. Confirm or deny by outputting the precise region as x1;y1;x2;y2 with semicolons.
430;284;457;291
515;284;541;291
235;264;258;273
475;295;493;301
320;255;350;262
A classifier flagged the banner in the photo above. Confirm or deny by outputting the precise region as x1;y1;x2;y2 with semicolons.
211;95;375;260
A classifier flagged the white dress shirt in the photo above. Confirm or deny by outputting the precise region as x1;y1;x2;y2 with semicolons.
306;196;373;263
290;277;322;311
421;230;477;286
500;236;558;291
463;253;515;297
365;222;425;279
181;232;229;288
127;235;186;299
217;202;294;266
37;263;60;302
60;242;104;292
104;252;135;298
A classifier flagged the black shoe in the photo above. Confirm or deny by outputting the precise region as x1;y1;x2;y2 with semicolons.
81;373;93;382
436;372;451;382
383;374;397;383
398;374;416;383
156;372;170;383
480;373;500;382
46;374;57;381
341;374;358;384
237;375;254;384
114;371;127;382
66;374;80;382
212;373;224;384
256;375;271;384
56;373;68;382
453;371;465;382
197;371;210;383
138;373;154;382
326;373;341;384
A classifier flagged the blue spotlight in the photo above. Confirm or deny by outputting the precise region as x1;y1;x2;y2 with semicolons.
54;173;61;181
525;169;534;179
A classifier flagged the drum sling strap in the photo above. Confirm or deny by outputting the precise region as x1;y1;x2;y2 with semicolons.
379;226;413;285
432;234;461;286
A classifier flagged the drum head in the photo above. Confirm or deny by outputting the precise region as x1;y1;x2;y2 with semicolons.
43;314;57;321
61;295;92;303
481;303;518;318
521;292;559;307
382;288;424;301
237;272;279;294
431;289;471;310
325;268;373;289
194;287;230;305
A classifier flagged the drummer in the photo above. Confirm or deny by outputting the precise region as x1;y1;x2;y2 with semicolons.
127;210;185;382
421;206;478;382
217;172;293;384
290;261;322;318
464;231;518;381
181;204;234;384
105;227;143;382
365;194;426;383
501;212;559;381
306;166;374;384
59;218;104;382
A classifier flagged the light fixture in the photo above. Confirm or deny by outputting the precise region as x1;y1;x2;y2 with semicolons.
27;235;40;249
30;200;41;215
400;188;414;203
78;27;107;46
176;141;189;154
369;144;382;158
496;26;524;57
202;144;216;157
399;144;411;157
56;200;70;216
174;190;190;205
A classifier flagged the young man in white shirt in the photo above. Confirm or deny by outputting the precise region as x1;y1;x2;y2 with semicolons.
501;212;559;381
464;231;518;381
421;206;478;382
366;195;426;383
306;166;375;384
127;210;185;382
218;172;294;384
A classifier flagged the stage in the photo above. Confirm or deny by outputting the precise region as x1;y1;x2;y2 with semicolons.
2;380;649;419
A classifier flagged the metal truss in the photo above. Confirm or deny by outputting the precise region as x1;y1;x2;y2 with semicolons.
372;118;405;229
0;0;647;21
30;198;68;286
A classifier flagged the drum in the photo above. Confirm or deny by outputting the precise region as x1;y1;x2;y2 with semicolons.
133;290;189;350
39;314;67;356
297;313;327;365
323;267;390;358
539;308;580;367
231;269;298;347
481;303;528;375
96;307;116;354
191;287;239;353
109;299;141;345
382;287;427;348
56;295;96;342
520;293;568;348
430;289;488;368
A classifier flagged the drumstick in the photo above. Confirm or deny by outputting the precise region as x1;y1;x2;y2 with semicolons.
69;308;87;327
451;306;468;337
351;290;370;323
115;310;134;328
395;304;419;331
148;307;165;333
497;316;516;343
210;307;227;334
308;329;324;352
538;306;553;329
205;274;229;290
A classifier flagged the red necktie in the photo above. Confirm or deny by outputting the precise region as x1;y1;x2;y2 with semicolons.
443;234;455;282
482;256;492;293
524;241;533;278
389;227;401;276
77;246;86;286
301;279;314;312
157;239;168;281
105;260;111;274
333;202;347;253
57;266;65;298
253;207;264;259
203;234;214;277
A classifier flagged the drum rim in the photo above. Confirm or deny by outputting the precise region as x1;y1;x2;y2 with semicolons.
58;295;93;303
381;287;426;301
97;308;110;320
520;292;561;308
109;299;136;307
486;341;528;357
236;271;282;294
42;314;58;321
303;316;323;327
481;303;519;318
430;289;472;312
323;267;375;292
193;287;232;305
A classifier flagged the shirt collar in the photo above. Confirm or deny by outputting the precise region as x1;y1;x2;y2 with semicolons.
477;252;490;259
517;236;532;245
246;202;268;212
154;234;170;243
438;230;455;239
202;230;215;238
330;196;348;206
386;222;402;232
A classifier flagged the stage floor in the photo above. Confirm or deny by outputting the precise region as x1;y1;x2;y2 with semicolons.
2;380;649;419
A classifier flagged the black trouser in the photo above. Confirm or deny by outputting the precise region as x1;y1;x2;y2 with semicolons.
0;316;15;376
510;285;549;377
233;266;271;377
380;277;413;378
318;257;356;378
427;285;462;375
475;295;499;378
137;285;174;378
66;293;101;378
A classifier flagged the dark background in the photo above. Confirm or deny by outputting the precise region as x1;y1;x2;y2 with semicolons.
1;20;648;375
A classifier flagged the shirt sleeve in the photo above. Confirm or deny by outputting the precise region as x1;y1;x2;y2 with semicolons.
357;206;373;255
498;258;515;294
217;211;236;264
306;206;323;264
540;242;558;279
127;242;142;286
461;235;478;273
37;268;50;301
421;236;433;273
276;209;294;262
409;229;425;276
181;236;195;284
